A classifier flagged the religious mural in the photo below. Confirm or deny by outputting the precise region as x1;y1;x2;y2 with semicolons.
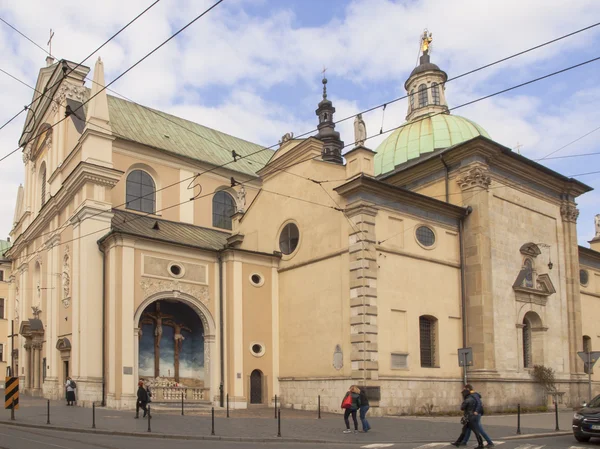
138;300;204;384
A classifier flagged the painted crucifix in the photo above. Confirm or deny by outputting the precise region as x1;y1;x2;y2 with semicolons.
141;302;174;378
164;320;191;382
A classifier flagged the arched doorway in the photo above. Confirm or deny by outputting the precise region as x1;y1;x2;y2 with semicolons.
138;300;204;386
250;369;263;404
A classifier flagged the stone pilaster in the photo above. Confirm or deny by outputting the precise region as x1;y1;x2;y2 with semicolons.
560;200;583;376
457;163;496;372
346;204;379;380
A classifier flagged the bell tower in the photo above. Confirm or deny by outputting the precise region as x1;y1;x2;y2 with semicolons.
315;76;344;164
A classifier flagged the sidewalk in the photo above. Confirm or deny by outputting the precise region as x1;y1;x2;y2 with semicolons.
0;394;574;444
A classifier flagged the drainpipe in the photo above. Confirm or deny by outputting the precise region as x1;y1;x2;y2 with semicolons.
440;155;449;203
459;206;472;384
218;251;225;407
98;242;106;407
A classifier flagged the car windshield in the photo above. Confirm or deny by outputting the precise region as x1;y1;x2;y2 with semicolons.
587;395;600;408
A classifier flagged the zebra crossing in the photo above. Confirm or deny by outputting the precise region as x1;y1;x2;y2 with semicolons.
361;443;587;449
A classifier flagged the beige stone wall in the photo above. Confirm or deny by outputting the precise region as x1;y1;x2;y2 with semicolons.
0;260;10;385
581;261;600;384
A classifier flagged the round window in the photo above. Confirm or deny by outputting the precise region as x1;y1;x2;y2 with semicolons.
416;226;435;247
250;273;264;287
279;223;299;255
580;269;589;286
168;263;184;278
250;342;265;357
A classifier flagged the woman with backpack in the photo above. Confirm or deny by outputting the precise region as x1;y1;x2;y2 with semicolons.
341;385;361;434
65;377;76;406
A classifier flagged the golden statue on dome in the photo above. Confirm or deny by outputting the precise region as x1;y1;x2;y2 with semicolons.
421;30;433;55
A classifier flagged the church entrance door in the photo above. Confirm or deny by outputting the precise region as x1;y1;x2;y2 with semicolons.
250;369;263;404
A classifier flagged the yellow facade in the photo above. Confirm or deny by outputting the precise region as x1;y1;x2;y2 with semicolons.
3;54;599;415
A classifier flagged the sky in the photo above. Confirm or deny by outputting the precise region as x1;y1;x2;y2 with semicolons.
0;0;599;246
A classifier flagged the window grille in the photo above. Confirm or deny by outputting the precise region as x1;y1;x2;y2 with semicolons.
41;166;47;205
0;298;4;319
212;191;236;230
418;84;428;108
523;319;532;368
410;89;415;110
279;223;300;255
126;170;156;214
431;83;440;105
419;316;437;367
416;226;435;247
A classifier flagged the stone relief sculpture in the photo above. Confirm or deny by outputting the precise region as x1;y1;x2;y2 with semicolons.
279;132;294;146
62;246;71;308
353;113;367;147
237;186;246;212
595;214;600;238
333;344;343;370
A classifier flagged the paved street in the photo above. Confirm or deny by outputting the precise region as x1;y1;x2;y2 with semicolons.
0;425;597;449
0;393;579;445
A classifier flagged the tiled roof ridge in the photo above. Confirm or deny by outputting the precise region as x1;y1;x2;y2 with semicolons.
112;208;230;236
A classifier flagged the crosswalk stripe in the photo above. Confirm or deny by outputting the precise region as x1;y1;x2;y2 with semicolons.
413;444;450;449
569;446;589;449
360;445;395;449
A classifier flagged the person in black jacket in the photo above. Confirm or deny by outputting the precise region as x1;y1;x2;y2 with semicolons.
135;380;149;419
454;387;483;448
358;387;371;432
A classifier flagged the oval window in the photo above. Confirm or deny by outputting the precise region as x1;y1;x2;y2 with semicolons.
416;226;435;247
580;269;589;286
279;223;299;255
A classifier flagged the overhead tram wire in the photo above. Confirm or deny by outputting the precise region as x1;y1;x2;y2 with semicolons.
10;49;600;254
0;18;597;167
0;1;162;134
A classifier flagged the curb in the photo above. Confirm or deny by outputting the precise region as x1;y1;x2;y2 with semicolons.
0;420;572;445
500;431;571;440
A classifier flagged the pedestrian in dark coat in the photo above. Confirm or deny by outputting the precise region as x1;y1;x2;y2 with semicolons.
341;385;361;433
452;387;483;448
135;381;149;418
358;387;371;432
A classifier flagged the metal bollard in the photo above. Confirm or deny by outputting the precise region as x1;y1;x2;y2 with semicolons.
277;408;281;437
516;403;521;434
554;400;559;431
318;395;321;419
274;394;277;419
211;407;215;436
147;405;151;432
47;399;50;425
182;392;184;416
11;397;15;421
92;402;96;429
226;394;229;418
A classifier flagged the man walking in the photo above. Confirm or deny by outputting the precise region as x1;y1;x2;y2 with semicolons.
135;380;149;419
458;385;484;449
455;384;494;448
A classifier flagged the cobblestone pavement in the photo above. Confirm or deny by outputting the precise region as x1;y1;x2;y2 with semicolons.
0;394;575;444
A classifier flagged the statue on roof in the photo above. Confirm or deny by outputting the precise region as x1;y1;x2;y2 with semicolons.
595;214;600;238
354;113;367;147
421;30;433;55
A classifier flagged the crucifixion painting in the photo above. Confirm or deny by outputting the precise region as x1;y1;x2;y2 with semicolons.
141;301;174;378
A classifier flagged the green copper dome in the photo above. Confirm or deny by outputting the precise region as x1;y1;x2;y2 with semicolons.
374;114;490;176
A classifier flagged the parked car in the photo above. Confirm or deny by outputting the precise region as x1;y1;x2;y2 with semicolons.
573;394;600;442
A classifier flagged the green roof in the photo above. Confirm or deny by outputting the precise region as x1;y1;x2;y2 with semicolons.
374;114;490;176
107;96;273;177
0;239;11;258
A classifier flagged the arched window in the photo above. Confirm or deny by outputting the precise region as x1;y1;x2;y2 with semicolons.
431;83;440;105
418;84;428;108
410;89;416;110
126;170;156;214
39;163;47;207
212;190;236;230
523;316;532;368
419;315;438;367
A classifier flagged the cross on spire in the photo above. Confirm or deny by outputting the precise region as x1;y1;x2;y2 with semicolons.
47;29;55;55
514;142;523;155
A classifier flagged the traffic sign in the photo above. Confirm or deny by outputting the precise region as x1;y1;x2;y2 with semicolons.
458;347;473;367
577;351;600;367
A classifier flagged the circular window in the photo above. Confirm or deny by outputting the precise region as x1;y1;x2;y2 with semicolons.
580;269;589;286
279;222;300;255
416;226;435;247
249;342;265;357
250;273;264;287
168;262;185;278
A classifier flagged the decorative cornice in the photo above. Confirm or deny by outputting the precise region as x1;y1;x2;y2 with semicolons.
140;277;210;304
54;82;87;105
560;203;579;223
456;165;491;191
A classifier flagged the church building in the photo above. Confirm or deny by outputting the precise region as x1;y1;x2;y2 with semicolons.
5;35;600;414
